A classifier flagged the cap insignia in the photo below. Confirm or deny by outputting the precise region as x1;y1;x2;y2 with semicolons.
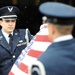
8;7;13;12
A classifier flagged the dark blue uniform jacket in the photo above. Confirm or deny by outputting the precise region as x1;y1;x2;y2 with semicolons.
0;29;33;75
38;39;75;75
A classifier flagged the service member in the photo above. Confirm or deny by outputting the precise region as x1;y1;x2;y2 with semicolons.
0;6;33;75
30;2;75;75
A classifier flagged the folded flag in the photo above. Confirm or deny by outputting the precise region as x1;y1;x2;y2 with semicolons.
9;24;52;75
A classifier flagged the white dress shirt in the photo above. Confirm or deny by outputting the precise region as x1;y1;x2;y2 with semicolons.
1;29;13;44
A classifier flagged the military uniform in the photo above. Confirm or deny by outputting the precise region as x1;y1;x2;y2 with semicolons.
30;2;75;75
0;6;33;75
0;29;32;75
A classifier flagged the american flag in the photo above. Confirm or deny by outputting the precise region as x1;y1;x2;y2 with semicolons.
9;24;52;75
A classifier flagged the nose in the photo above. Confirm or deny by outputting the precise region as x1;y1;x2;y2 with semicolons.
9;21;13;25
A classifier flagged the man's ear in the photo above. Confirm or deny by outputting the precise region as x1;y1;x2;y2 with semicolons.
47;23;55;35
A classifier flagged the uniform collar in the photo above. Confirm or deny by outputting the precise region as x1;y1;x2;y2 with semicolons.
54;34;73;42
1;29;13;43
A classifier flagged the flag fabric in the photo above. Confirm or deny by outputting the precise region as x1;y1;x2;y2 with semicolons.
9;24;52;75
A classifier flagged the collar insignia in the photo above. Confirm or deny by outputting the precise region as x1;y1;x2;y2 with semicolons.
15;33;18;35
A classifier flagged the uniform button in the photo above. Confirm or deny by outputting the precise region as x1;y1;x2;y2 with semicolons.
13;55;15;58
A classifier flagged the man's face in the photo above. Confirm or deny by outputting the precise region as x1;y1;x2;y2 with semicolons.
1;20;16;34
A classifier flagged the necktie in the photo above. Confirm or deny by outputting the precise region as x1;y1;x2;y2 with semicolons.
9;34;13;48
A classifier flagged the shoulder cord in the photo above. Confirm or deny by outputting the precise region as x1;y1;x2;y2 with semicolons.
25;28;29;46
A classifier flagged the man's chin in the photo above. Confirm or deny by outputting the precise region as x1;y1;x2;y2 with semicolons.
8;30;13;33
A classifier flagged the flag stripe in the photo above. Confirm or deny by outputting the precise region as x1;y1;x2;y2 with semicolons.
10;64;27;75
37;28;48;35
35;35;52;42
21;55;37;66
9;72;14;75
27;49;43;58
19;63;28;73
31;41;51;51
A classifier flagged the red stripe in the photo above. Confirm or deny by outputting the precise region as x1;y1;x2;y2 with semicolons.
35;35;52;42
9;72;14;75
19;63;28;74
28;49;43;58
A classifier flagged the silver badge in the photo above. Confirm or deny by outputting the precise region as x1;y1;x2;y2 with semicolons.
8;7;13;12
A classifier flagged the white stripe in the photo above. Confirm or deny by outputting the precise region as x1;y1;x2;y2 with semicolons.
37;28;48;35
11;64;26;75
21;55;37;66
30;41;51;51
